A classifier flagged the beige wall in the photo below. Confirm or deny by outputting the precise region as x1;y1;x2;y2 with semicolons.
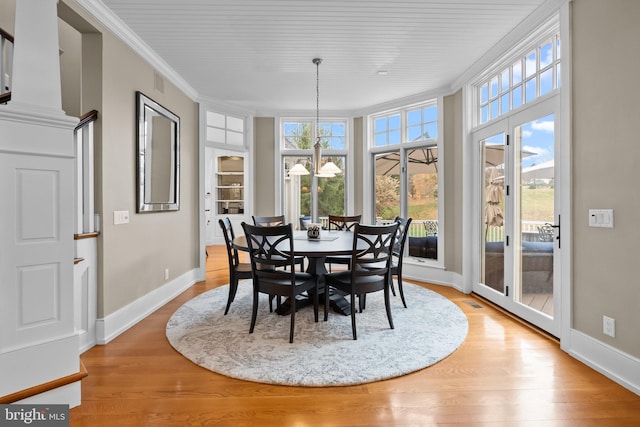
253;117;277;215
353;116;364;215
62;2;200;317
444;91;463;274
572;0;640;357
0;0;14;33
58;18;82;118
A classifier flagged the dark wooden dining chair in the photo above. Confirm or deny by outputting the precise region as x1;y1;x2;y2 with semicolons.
218;217;253;315
242;222;319;343
324;222;398;340
253;214;304;272
390;216;413;308
325;214;362;271
252;215;286;227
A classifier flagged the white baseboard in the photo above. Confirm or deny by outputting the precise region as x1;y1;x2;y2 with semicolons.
403;262;465;293
95;268;199;345
566;329;640;396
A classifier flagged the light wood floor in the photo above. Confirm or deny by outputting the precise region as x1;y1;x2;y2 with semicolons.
70;246;640;426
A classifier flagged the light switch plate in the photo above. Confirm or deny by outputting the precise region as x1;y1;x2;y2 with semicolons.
114;210;130;225
589;209;613;228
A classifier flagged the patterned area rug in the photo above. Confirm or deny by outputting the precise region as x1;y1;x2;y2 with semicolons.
166;281;468;387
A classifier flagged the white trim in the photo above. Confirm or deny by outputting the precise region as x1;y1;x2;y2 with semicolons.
568;329;640;396
95;268;198;345
73;0;198;101
403;266;465;294
558;0;573;354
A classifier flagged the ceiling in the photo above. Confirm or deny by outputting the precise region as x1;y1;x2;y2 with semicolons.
99;0;549;112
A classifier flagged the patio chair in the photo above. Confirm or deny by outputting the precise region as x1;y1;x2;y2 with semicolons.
423;220;438;236
242;222;319;343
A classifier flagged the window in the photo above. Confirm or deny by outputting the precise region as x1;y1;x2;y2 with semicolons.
370;100;440;261
206;111;245;146
478;33;561;125
281;119;348;228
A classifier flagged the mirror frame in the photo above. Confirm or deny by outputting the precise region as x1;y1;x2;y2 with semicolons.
136;91;180;213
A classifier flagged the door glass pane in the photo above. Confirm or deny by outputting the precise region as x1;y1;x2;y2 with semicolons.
481;133;506;293
516;114;555;317
374;151;401;222
408;147;439;261
374;148;439;261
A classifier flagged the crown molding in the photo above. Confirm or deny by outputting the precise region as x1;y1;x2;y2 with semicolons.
71;0;199;101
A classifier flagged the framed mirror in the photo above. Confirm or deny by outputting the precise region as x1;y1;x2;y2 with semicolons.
136;91;180;212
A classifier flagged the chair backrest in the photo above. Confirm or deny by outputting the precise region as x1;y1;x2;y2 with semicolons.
219;217;239;268
350;223;398;278
328;214;362;231
241;222;296;279
252;215;286;227
393;216;413;258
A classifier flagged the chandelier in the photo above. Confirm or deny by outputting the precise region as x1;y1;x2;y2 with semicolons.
288;58;342;177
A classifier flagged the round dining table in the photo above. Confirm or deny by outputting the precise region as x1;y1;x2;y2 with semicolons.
233;230;355;315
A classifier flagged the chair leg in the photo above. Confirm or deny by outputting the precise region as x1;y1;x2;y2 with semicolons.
397;273;407;308
224;279;237;315
249;289;259;334
384;285;395;330
350;293;358;340
289;305;296;343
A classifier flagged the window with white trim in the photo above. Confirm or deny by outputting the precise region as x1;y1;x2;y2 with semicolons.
206;111;245;146
370;99;440;261
281;118;349;227
478;33;561;125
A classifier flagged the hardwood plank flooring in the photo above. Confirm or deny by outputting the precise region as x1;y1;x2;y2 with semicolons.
70;246;640;426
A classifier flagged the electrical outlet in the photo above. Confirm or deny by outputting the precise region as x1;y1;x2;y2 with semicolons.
164;269;169;280
603;315;615;337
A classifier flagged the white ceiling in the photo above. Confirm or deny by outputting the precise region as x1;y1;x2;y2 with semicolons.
98;0;549;112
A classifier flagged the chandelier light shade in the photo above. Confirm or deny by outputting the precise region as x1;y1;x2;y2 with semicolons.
319;160;341;175
288;162;310;176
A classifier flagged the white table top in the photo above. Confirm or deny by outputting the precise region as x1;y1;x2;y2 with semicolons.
233;230;354;257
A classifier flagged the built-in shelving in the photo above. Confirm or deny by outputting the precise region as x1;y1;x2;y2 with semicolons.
216;155;244;215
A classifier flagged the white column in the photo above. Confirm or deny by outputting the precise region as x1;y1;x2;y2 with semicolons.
0;0;81;407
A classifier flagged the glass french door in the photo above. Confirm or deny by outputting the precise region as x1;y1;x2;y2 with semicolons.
474;100;560;337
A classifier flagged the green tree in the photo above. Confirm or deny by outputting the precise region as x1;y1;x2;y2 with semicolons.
375;175;400;220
